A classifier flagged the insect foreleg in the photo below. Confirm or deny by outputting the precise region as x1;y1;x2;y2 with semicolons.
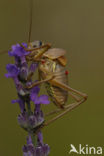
27;72;34;81
27;67;40;81
26;76;54;89
20;43;51;52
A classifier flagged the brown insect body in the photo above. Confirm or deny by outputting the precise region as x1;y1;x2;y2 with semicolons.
38;49;68;108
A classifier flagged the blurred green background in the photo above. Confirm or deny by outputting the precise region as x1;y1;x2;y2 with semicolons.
0;0;104;155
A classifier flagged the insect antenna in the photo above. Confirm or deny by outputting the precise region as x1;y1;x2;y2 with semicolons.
0;0;33;55
28;0;33;43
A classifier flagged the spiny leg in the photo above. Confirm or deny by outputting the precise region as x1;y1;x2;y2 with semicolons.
26;76;84;103
44;78;87;117
68;91;81;102
45;90;81;117
43;80;88;124
26;75;55;89
44;98;86;126
27;72;34;81
36;98;86;132
26;76;87;126
26;76;81;116
45;103;76;117
26;77;87;116
50;79;88;99
20;43;51;52
45;90;84;117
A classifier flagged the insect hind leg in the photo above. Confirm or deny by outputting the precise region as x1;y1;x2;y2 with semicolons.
45;88;87;117
45;103;76;117
43;98;86;126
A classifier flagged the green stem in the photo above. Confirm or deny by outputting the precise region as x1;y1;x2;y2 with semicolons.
26;101;32;115
30;132;37;146
26;99;37;146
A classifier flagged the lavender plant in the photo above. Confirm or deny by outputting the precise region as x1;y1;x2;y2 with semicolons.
5;43;50;156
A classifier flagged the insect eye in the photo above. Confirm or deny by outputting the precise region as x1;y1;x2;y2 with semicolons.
39;41;42;46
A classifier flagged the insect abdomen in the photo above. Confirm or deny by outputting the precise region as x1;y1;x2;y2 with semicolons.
39;58;69;108
46;84;68;108
45;65;68;108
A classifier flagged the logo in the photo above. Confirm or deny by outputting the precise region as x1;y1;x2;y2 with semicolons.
69;144;102;155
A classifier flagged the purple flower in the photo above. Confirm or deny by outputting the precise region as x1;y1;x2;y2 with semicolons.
6;42;50;156
8;43;30;57
35;144;50;156
27;135;33;145
34;109;44;127
19;63;28;80
5;64;20;78
18;111;44;131
30;86;40;96
23;135;50;156
37;132;43;145
31;95;50;105
30;87;50;105
21;55;27;64
23;136;35;156
29;63;38;73
16;81;28;95
42;144;50;156
38;95;50;105
12;77;30;96
18;112;28;129
23;144;35;156
12;98;25;113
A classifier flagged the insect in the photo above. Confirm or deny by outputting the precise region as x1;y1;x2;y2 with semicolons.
0;0;88;127
21;40;88;127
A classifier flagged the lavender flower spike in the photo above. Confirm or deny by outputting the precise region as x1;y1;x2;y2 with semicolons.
5;43;50;156
5;64;20;78
23;135;50;156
